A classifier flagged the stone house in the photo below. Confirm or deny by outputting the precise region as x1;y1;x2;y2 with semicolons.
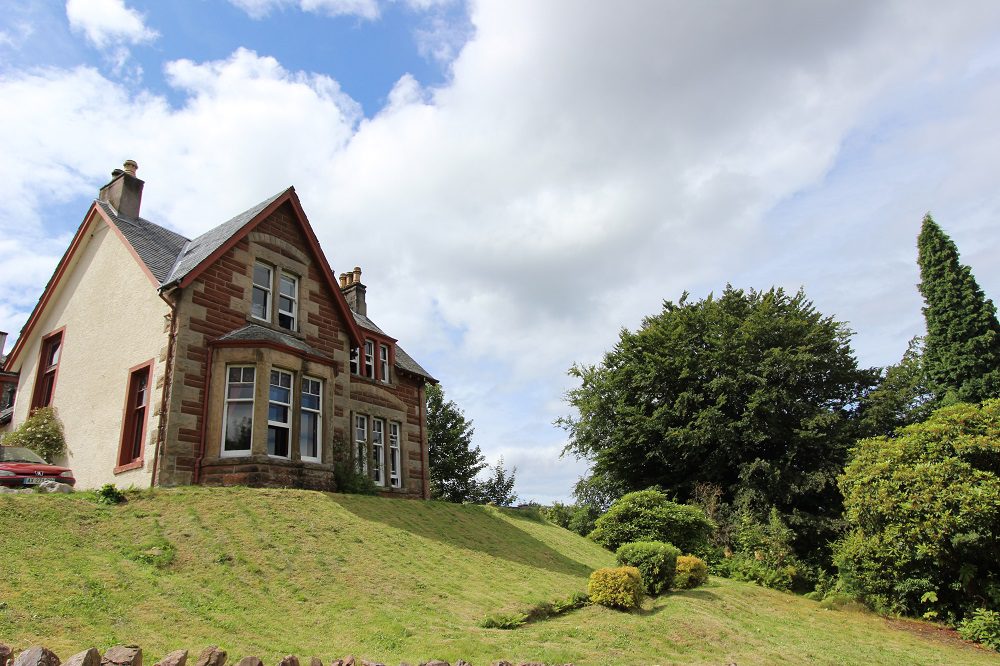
1;161;434;496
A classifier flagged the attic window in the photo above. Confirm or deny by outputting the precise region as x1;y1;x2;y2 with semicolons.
277;273;297;330
252;263;272;321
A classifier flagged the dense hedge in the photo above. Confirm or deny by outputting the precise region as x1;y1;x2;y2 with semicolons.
675;555;709;589
588;567;643;610
615;541;681;595
835;400;1000;622
589;489;713;553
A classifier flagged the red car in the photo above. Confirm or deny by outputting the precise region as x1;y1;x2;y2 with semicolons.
0;446;75;488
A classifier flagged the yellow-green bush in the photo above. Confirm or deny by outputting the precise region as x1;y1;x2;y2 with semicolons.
675;555;709;589
588;566;643;610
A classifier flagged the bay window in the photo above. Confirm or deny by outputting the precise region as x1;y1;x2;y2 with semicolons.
372;418;385;485
223;366;255;456
389;421;401;488
268;370;293;458
355;414;368;474
300;376;322;462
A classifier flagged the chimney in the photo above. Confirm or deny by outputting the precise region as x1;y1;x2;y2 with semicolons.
0;331;7;358
341;266;367;316
98;159;144;219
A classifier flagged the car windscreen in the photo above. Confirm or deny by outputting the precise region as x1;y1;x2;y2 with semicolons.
0;446;48;463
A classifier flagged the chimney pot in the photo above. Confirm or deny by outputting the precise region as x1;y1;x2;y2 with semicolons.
353;266;362;284
339;273;347;288
123;159;138;176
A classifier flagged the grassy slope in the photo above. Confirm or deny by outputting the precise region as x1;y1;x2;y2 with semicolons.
0;487;996;665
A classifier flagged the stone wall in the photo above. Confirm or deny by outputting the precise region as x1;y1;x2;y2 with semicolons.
0;645;572;666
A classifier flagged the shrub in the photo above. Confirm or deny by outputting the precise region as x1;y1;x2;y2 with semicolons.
834;400;1000;622
478;612;528;629
588;489;714;553
95;483;126;505
615;541;681;595
334;464;378;495
2;406;65;461
958;608;1000;651
544;502;574;528
675;555;709;589
714;554;796;591
588;566;643;610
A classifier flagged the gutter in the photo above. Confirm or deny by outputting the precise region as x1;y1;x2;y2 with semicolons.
153;287;179;487
192;346;213;484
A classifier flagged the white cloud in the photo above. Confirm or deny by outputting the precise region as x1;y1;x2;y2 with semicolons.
4;1;1000;500
65;0;157;49
228;0;379;20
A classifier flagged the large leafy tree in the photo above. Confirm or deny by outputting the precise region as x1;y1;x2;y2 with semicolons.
426;383;486;502
917;214;1000;403
560;286;877;554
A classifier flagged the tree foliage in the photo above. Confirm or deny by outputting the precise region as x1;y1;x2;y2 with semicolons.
917;215;1000;404
475;457;518;506
560;286;876;554
426;383;487;502
857;337;935;437
835;400;1000;622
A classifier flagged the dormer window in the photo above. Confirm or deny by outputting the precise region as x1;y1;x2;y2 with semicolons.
380;344;390;383
278;273;297;330
252;263;272;321
350;347;360;375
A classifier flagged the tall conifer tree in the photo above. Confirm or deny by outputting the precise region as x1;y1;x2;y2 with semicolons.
917;214;1000;403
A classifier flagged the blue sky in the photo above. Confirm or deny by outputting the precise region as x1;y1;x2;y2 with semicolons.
2;1;1000;503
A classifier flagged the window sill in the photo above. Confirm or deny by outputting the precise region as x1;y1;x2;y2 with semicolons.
114;459;144;474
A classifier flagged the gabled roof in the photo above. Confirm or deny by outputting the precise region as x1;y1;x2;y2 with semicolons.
164;189;287;287
353;311;435;382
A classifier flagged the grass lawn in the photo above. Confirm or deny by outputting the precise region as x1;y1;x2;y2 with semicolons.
1;487;996;665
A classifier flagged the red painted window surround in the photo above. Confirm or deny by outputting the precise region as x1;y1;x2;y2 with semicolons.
31;327;65;411
351;337;396;383
115;359;154;474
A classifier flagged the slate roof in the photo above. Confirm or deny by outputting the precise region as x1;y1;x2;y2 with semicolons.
353;312;435;381
164;189;289;286
217;324;326;358
97;201;189;284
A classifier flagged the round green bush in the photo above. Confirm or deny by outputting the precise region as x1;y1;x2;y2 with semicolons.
588;489;714;553
615;541;681;595
1;406;65;462
588;566;643;610
958;608;1000;652
675;555;709;589
835;400;1000;621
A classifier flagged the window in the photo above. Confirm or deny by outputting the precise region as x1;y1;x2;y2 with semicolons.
268;370;293;458
31;330;63;410
117;362;152;468
380;344;390;383
350;347;360;375
223;366;255;455
372;418;385;485
251;263;272;321
364;340;375;379
355;414;368;473
300;376;321;462
278;273;297;330
389;421;401;488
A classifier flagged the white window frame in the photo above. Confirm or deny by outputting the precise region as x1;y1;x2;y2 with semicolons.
267;369;293;459
380;344;390;383
300;376;322;463
372;418;385;486
355;414;368;474
364;340;375;379
222;365;255;457
252;263;272;322
389;421;401;488
350;347;360;375
277;272;298;331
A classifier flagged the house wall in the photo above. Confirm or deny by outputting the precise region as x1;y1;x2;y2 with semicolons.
9;218;169;488
159;202;427;496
